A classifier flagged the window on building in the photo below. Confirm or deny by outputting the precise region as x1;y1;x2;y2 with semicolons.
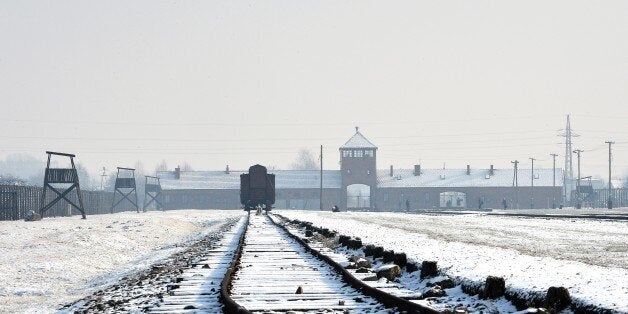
364;150;374;157
354;150;363;157
342;150;352;158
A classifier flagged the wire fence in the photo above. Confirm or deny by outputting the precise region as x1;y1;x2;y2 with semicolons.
571;188;628;208
0;185;128;221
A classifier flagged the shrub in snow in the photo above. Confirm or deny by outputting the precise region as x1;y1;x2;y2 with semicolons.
383;250;395;263
420;261;438;278
372;246;384;258
546;286;571;312
394;252;407;268
484;276;506;299
347;238;362;249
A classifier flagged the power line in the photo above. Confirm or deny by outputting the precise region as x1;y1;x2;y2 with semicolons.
0;114;559;127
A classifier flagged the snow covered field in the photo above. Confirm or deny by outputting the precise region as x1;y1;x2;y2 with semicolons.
0;209;245;313
276;210;628;312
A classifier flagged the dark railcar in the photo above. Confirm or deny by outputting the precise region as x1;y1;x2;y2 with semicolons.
240;164;275;211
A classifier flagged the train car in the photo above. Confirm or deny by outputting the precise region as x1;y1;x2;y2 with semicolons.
240;164;275;211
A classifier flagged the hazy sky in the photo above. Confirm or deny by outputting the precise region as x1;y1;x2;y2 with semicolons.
1;1;627;180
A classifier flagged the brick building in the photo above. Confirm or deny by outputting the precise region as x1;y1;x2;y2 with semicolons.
158;129;563;210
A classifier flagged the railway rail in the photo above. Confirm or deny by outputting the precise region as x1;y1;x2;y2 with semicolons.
148;217;247;313
225;213;398;312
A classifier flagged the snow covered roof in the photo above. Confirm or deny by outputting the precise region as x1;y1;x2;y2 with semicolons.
157;167;563;190
157;170;342;190
340;129;377;149
378;168;564;188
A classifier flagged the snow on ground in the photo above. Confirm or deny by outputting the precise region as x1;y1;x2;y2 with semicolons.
0;209;245;313
489;207;628;217
277;210;628;312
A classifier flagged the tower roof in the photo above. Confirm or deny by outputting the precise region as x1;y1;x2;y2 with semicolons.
340;127;377;149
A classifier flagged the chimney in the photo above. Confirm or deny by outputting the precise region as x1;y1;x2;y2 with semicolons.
489;165;494;176
390;165;394;177
414;165;421;176
174;166;180;179
466;165;471;175
225;165;230;174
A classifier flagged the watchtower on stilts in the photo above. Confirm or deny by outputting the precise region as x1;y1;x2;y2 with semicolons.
143;176;163;211
39;151;86;219
110;167;139;213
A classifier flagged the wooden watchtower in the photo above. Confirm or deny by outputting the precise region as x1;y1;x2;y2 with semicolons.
39;151;86;219
110;167;139;213
143;175;163;211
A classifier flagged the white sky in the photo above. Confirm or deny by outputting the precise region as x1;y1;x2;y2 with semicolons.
1;1;627;179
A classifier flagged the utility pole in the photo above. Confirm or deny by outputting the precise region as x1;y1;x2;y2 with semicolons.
511;160;519;209
100;166;107;190
529;157;535;209
320;145;323;210
573;149;583;209
606;141;614;209
550;154;558;208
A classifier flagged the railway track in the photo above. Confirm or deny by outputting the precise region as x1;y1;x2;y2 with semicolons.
223;213;432;313
70;213;436;312
148;216;247;313
62;217;246;313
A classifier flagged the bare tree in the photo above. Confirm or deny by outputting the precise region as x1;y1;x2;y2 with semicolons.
74;163;93;190
0;153;45;185
180;161;193;171
134;161;146;206
104;170;117;191
0;174;27;185
155;159;168;172
289;149;319;170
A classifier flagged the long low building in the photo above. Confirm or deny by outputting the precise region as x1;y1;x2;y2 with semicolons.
157;129;563;210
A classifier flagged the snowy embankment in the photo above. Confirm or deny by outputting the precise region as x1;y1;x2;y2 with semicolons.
276;210;628;312
0;209;244;313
